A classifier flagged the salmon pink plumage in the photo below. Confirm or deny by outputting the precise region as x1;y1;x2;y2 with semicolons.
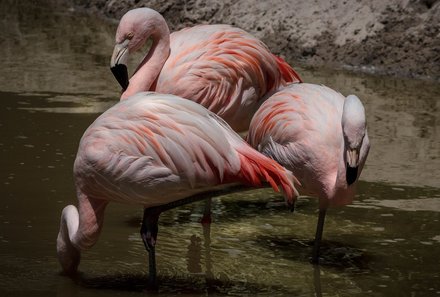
247;83;370;263
57;92;299;286
110;8;302;132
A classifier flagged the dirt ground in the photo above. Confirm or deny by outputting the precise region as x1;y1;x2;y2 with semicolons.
72;0;440;81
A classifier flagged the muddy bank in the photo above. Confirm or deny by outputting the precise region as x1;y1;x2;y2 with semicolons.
71;0;439;81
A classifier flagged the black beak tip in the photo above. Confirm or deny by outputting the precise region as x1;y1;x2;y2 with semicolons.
110;64;129;91
346;164;358;185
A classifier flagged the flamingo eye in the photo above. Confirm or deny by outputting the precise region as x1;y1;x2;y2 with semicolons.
127;32;134;40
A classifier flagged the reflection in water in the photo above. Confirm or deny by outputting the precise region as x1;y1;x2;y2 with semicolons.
187;235;202;274
53;219;327;296
1;1;440;297
203;223;214;281
313;265;323;297
56;275;79;297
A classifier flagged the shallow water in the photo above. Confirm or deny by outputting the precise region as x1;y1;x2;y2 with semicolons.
0;1;439;296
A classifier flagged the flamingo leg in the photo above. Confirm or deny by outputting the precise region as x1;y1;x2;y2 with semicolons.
140;208;160;288
200;198;212;225
138;185;248;287
311;207;327;264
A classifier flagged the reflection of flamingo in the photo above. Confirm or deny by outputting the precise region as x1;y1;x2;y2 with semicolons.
247;83;370;263
110;7;301;132
57;92;299;287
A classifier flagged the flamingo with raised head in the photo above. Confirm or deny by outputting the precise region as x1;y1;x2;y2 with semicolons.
57;92;299;287
110;7;302;133
247;83;370;263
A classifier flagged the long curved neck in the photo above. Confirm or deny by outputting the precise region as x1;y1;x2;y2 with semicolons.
121;26;170;100
329;138;356;206
57;194;107;273
57;205;81;274
335;138;348;191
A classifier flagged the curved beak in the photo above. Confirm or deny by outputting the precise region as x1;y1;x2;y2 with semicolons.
346;148;359;168
346;148;359;185
346;165;358;185
110;40;130;91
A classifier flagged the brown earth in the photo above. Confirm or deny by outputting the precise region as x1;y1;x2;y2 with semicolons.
71;0;440;81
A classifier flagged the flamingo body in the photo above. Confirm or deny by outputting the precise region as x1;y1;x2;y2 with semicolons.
248;83;370;205
57;92;298;277
155;25;299;131
247;83;370;262
75;92;296;206
111;8;301;132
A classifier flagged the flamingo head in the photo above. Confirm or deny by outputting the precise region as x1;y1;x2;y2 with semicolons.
110;8;168;92
341;95;369;185
56;205;81;275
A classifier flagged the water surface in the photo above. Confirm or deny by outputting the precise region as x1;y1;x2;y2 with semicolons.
0;1;439;296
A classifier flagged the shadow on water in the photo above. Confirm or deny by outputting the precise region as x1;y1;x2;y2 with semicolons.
119;183;406;275
56;227;349;297
257;235;371;271
115;195;371;296
69;273;296;295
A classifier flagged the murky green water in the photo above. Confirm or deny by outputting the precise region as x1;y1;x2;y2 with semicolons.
1;1;439;296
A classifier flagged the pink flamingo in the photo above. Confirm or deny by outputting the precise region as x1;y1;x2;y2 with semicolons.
247;83;370;263
57;92;299;286
110;7;302;133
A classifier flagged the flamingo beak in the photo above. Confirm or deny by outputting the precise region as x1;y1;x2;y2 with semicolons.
346;148;359;185
346;148;359;168
110;40;130;91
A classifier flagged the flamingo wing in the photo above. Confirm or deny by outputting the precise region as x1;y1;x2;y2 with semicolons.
156;25;300;131
74;92;244;207
74;92;297;207
247;84;346;192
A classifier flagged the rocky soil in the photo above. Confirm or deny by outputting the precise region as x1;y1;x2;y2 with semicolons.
72;0;440;81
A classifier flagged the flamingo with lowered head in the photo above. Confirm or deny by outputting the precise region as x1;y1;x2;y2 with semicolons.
57;92;299;287
110;7;302;132
247;83;370;263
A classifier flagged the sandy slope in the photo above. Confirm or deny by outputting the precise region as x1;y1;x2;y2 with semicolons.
73;0;440;80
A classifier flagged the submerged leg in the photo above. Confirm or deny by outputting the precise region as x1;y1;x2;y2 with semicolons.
140;208;160;288
200;198;212;225
311;207;327;264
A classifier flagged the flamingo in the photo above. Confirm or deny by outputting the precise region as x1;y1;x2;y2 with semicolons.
57;92;299;287
110;7;302;133
247;83;370;263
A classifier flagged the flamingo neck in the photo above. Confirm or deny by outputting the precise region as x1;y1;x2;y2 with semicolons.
329;137;356;206
121;27;170;99
57;205;81;274
56;195;107;273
